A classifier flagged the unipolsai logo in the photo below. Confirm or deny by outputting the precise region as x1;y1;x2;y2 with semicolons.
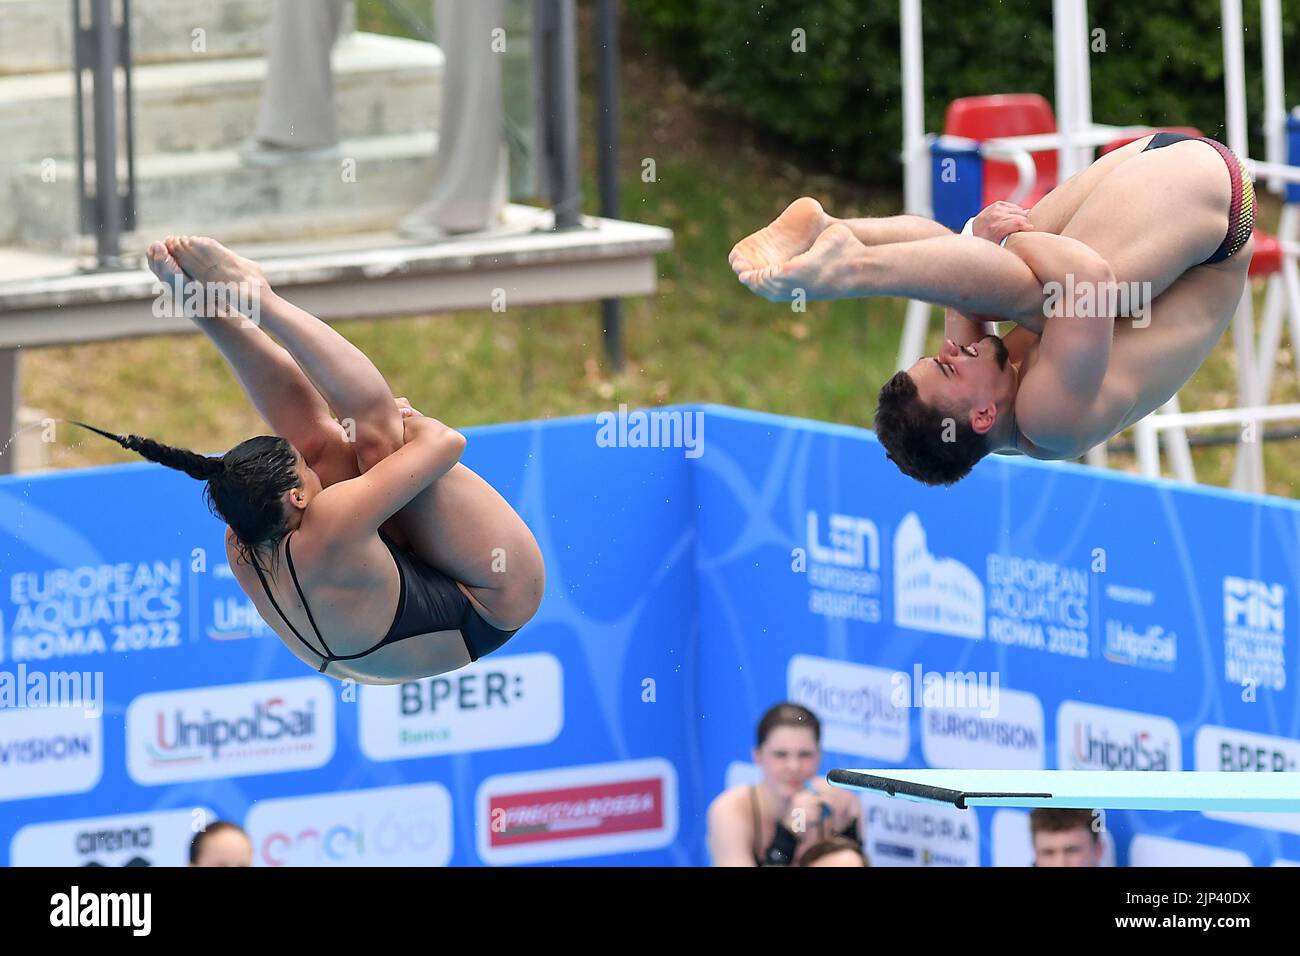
802;511;882;623
127;678;335;784
1223;576;1287;691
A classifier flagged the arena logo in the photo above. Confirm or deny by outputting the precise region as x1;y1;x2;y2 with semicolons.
594;404;704;459
1222;576;1287;691
476;758;678;865
1057;701;1181;772
0;664;103;716
786;655;908;761
1195;726;1300;836
892;512;984;639
864;798;978;868
359;653;563;761
245;784;453;867
126;678;335;784
0;706;102;802
1103;620;1176;670
985;552;1089;658
802;511;882;624
10;808;206;867
920;686;1046;771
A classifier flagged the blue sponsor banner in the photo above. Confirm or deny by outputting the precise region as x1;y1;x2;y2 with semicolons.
2;404;1299;866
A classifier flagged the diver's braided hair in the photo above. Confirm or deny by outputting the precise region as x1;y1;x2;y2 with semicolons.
72;420;225;481
71;420;300;571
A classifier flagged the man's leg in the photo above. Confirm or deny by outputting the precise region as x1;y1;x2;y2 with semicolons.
729;197;952;278
742;223;1048;324
1053;139;1231;297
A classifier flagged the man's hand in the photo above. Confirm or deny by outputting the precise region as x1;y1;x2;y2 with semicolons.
395;396;422;419
972;201;1033;245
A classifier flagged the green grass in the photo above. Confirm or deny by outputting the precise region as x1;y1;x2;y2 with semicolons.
23;8;1300;498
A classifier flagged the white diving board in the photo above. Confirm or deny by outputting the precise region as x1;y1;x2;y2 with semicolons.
828;769;1300;812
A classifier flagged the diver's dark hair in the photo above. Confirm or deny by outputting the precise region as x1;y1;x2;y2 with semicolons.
873;371;989;486
72;421;300;570
756;703;821;748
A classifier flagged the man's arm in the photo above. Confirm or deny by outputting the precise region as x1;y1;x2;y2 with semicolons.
944;307;999;346
1002;231;1117;455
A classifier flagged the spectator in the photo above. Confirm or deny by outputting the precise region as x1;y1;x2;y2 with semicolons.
1030;808;1103;867
190;821;254;867
707;703;863;866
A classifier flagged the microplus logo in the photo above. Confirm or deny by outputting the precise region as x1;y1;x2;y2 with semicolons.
49;886;150;936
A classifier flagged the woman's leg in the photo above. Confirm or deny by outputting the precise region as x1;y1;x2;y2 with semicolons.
147;241;361;486
166;236;404;470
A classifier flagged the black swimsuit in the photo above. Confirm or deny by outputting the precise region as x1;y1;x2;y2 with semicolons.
1140;132;1255;264
250;528;517;674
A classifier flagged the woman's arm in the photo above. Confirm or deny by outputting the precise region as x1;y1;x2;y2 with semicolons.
707;795;758;867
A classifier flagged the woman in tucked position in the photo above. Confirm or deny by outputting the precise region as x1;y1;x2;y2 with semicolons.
79;236;543;684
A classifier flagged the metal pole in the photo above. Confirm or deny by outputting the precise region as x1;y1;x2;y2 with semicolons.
1072;0;1094;174
91;0;121;265
1261;0;1285;193
900;0;927;216
1222;0;1249;157
536;0;582;230
1052;0;1077;181
594;0;624;370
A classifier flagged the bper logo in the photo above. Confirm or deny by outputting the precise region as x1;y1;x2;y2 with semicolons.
807;511;879;569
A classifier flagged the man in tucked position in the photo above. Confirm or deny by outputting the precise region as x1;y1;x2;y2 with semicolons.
729;132;1256;485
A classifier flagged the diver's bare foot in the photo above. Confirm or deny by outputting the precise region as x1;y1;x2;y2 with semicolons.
145;240;185;286
165;235;269;295
729;197;831;279
147;239;212;321
740;222;866;302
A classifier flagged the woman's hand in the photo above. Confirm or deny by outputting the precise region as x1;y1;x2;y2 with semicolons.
785;788;832;841
395;396;422;419
972;200;1033;245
